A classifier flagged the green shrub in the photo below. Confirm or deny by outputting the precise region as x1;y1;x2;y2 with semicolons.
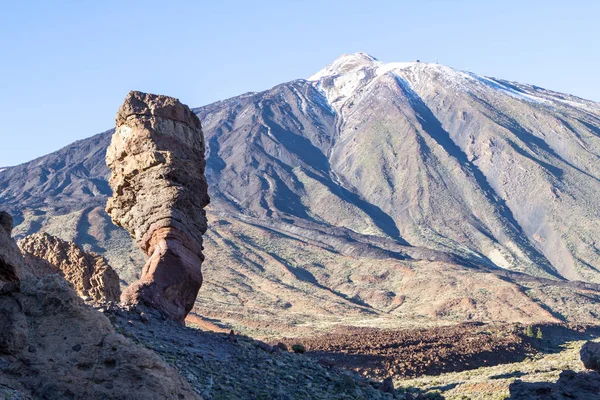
291;344;306;354
525;325;535;338
536;327;543;340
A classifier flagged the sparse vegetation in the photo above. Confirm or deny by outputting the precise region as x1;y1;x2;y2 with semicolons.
525;325;535;338
397;331;600;400
524;325;544;340
292;343;306;354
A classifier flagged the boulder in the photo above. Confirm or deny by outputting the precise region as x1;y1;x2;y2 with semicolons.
580;340;600;371
18;232;121;302
379;377;395;394
509;370;600;399
106;91;209;322
276;342;289;352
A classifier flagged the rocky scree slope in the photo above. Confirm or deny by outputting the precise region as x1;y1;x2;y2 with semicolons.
3;53;600;334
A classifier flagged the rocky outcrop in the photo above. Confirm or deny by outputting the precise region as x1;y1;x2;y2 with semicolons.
580;341;600;371
18;232;121;302
509;370;600;399
0;211;24;293
106;91;209;322
0;211;200;399
0;275;200;400
509;340;600;399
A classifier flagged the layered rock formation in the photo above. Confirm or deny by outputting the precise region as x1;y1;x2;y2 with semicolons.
0;212;200;399
18;232;121;302
106;91;209;321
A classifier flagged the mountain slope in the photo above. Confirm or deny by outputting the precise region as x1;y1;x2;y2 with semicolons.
3;53;600;334
197;53;600;282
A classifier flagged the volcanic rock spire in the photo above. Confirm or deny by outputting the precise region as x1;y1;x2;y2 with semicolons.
106;91;210;322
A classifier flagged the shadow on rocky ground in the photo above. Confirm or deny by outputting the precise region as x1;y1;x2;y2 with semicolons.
104;304;406;399
509;369;600;399
508;333;600;399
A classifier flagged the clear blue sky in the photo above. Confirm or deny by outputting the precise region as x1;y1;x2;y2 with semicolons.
1;0;598;167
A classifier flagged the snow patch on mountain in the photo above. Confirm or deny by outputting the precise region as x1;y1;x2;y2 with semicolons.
308;52;600;115
556;98;600;112
308;52;378;81
375;61;414;76
308;53;474;115
474;76;550;104
312;68;368;115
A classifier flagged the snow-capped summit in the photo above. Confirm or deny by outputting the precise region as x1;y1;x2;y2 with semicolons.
308;52;379;81
308;53;422;114
308;53;599;116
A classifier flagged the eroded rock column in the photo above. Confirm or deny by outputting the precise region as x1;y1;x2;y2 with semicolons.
106;91;209;322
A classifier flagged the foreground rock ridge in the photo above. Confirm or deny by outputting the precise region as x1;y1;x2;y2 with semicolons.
18;232;120;302
0;212;199;399
106;91;210;321
0;209;392;399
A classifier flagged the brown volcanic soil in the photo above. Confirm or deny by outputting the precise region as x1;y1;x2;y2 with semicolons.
278;323;539;379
